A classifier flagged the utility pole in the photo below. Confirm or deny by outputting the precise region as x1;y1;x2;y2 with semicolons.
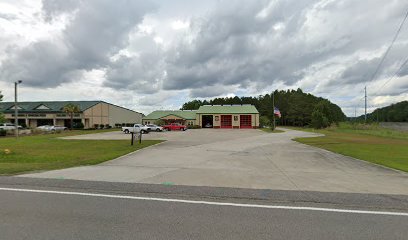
354;107;356;121
364;86;367;123
272;91;276;130
14;80;22;138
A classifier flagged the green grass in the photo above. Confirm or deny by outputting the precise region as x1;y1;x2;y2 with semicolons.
0;130;163;175
259;128;284;133
289;124;408;172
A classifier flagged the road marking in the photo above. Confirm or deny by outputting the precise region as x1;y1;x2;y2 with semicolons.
1;187;407;217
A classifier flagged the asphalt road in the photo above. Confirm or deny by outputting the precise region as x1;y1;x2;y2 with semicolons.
22;129;408;195
1;177;408;240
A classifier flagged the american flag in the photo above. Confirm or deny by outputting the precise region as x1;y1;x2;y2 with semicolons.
274;107;281;118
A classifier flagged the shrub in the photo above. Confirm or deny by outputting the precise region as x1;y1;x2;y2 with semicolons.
188;125;202;129
99;124;105;129
105;124;110;129
73;122;84;129
94;124;99;129
0;129;6;136
259;116;271;128
311;110;329;129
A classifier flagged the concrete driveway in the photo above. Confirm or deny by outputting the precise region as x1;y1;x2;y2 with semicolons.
22;128;408;195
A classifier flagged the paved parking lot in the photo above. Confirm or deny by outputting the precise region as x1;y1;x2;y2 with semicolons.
22;128;408;195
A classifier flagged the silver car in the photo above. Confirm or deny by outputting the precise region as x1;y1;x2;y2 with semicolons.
146;124;163;132
50;125;68;131
36;125;67;132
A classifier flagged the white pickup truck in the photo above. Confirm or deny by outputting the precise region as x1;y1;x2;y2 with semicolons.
122;124;150;134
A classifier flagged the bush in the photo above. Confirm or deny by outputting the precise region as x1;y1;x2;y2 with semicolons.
99;124;105;129
0;129;6;136
94;124;99;129
73;122;84;129
105;124;111;129
259;116;271;128
187;125;202;129
311;110;329;129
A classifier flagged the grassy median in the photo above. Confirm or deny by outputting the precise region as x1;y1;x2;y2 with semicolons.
288;123;408;172
0;130;163;175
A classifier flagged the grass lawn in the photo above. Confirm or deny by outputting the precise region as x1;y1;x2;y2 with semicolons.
289;125;408;172
259;128;284;133
0;130;163;175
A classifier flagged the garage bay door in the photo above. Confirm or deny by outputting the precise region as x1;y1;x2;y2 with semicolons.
240;115;252;128
221;115;232;128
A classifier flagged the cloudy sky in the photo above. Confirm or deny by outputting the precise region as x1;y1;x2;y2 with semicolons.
0;0;407;116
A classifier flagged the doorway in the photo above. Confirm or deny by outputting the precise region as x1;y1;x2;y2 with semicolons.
202;115;213;128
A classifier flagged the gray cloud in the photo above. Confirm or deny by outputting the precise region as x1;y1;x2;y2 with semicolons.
0;0;156;87
0;0;407;114
190;85;236;98
161;0;408;98
0;12;17;21
41;0;81;21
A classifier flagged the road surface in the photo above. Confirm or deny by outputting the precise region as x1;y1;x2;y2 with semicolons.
22;128;408;195
1;177;408;240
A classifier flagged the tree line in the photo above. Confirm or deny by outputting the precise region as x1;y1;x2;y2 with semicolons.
363;101;408;122
181;88;346;128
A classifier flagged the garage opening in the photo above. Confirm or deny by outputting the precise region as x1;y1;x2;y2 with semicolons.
221;115;232;128
202;115;213;128
240;115;252;128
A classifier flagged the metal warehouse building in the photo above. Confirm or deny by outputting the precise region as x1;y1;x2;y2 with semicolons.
0;101;143;129
143;105;259;129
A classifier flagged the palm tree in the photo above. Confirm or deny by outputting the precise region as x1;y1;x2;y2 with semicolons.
63;103;81;130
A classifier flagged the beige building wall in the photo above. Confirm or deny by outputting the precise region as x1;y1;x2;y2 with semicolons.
232;114;240;127
56;119;65;126
29;119;37;128
143;119;153;125
253;114;260;128
83;103;107;128
108;104;142;126
213;114;220;127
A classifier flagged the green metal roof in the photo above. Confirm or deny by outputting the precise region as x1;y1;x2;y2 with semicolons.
196;105;259;114
0;101;101;113
143;110;197;120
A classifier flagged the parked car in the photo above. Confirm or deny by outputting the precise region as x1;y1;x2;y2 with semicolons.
36;125;67;131
36;125;52;131
0;123;23;130
146;124;163;132
162;123;187;131
122;124;150;134
50;125;68;131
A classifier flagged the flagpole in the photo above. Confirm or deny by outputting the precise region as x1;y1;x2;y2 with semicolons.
272;91;276;130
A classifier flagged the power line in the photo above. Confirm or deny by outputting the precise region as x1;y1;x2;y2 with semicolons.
364;86;367;122
368;8;408;84
373;56;408;96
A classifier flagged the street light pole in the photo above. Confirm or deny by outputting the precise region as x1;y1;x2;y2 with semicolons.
14;80;22;138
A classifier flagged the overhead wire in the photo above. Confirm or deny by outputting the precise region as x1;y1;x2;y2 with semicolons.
360;8;408;118
367;9;408;85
